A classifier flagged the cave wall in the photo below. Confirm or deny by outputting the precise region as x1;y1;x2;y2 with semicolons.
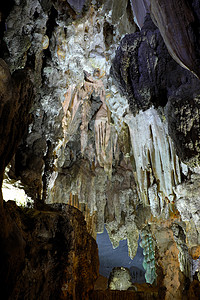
0;0;200;299
0;201;99;299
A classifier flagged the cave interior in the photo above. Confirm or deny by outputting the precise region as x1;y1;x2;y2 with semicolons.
1;0;200;299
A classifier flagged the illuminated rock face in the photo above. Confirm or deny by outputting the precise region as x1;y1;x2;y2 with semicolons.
108;267;135;291
125;108;181;213
1;0;200;298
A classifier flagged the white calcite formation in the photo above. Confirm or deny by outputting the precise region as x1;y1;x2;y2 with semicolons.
2;179;33;207
40;2;136;205
106;212;139;259
107;93;182;217
108;267;136;291
125;108;181;215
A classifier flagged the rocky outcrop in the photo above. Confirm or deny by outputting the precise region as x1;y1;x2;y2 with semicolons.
108;267;136;291
0;201;99;300
152;221;188;300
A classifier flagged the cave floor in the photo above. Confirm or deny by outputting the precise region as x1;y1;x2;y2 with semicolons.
93;276;159;299
89;289;159;300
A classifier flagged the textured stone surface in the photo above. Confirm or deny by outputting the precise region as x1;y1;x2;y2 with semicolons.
111;16;171;115
172;223;192;280
89;289;159;300
152;223;187;300
125;107;181;214
150;0;200;78
140;228;156;284
108;267;135;291
165;83;200;166
111;14;200;166
0;201;99;300
1;0;200;298
175;174;200;248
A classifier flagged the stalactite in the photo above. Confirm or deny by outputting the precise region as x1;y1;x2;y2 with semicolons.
68;192;97;238
140;229;156;285
125;107;182;215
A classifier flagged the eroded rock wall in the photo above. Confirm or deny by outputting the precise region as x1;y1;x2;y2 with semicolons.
0;201;99;300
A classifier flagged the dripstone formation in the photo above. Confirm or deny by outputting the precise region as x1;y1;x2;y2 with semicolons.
0;0;200;299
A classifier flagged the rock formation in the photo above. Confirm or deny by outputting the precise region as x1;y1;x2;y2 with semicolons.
108;267;136;291
0;0;200;299
0;201;99;299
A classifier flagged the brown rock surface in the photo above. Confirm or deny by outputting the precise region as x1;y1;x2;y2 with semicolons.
190;246;200;260
187;280;200;300
0;201;99;300
89;290;159;300
94;275;108;291
152;221;188;300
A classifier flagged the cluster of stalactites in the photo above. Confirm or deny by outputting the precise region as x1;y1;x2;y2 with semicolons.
125;107;181;216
